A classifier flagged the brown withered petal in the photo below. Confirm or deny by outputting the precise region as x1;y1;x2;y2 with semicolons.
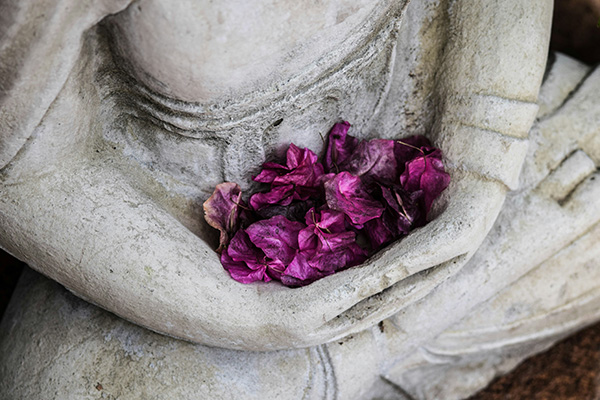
203;182;243;253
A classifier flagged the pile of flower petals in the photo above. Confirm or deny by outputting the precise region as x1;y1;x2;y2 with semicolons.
204;122;451;287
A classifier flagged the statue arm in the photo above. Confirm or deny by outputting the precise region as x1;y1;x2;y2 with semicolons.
0;0;134;170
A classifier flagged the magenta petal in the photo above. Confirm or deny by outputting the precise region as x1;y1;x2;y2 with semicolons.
394;135;432;165
325;121;359;172
304;207;347;233
284;253;326;283
400;155;450;213
253;162;288;183
245;215;305;265
342;139;398;182
203;182;244;253
298;226;319;253
324;172;384;226
380;185;422;232
364;218;395;249
249;184;295;210
227;230;263;263
308;238;368;273
286;143;319;169
221;250;270;284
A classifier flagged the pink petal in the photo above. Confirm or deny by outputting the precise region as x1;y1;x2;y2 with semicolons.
324;172;384;226
249;184;295;210
400;155;450;214
304;208;347;233
342;139;398;182
394;135;432;169
325;121;359;172
252;162;288;184
364;218;395;249
245;215;305;265
227;230;263;263
283;253;326;284
221;248;270;284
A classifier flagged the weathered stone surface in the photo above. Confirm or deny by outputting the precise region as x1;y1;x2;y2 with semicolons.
0;0;553;350
2;54;599;400
0;269;390;400
383;53;600;399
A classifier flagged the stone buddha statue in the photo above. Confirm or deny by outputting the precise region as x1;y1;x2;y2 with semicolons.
2;0;600;398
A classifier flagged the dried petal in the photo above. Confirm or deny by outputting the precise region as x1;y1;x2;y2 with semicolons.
250;144;326;210
203;182;244;253
342;139;398;183
221;251;271;284
249;184;295;210
364;185;422;248
245;215;305;265
324;121;359;172
363;218;395;249
380;185;422;233
254;199;317;222
221;230;271;284
283;253;327;284
400;153;450;214
394;135;432;168
304;207;347;233
324;172;384;226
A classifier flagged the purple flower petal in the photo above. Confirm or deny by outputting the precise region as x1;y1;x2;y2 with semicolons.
285;143;318;169
221;250;271;284
273;145;324;187
249;184;295;210
304;208;347;233
283;252;327;283
394;136;432;169
254;200;317;222
251;144;326;210
380;185;422;233
227;229;263;263
245;215;305;265
324;172;384;226
325;121;359;172
400;154;450;214
221;230;271;283
341;139;398;183
203;182;244;253
363;218;395;249
252;162;288;184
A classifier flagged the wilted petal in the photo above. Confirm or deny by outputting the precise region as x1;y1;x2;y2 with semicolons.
308;236;368;273
283;252;326;285
325;121;359;172
364;218;395;249
304;207;347;233
221;251;270;284
400;155;450;214
252;162;288;184
380;185;422;233
324;172;384;226
203;182;244;253
394;136;432;170
274;145;325;189
249;184;295;210
297;226;319;253
342;139;398;183
255;200;317;222
285;143;319;169
227;229;263;263
246;215;305;265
